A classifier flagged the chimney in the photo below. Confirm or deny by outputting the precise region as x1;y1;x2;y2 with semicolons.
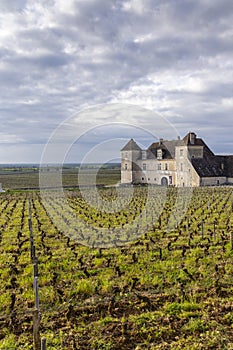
159;138;163;145
189;132;196;145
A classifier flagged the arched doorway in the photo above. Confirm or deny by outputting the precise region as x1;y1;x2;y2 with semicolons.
161;177;168;186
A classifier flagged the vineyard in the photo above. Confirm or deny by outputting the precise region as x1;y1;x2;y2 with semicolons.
0;186;233;349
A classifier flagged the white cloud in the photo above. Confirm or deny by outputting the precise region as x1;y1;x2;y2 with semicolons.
0;0;233;162
0;133;25;143
54;0;77;15
221;98;233;108
122;0;146;14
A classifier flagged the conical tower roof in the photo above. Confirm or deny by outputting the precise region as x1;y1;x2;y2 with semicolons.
121;139;142;151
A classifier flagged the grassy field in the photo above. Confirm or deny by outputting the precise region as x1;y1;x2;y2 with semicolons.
0;176;233;348
0;166;121;190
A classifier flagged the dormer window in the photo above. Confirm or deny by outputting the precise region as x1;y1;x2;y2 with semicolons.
142;151;147;160
157;149;162;160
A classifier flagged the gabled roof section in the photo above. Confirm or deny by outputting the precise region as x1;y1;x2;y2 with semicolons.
148;139;184;159
121;138;142;151
183;132;214;156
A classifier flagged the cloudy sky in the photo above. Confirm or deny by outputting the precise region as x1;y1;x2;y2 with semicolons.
1;0;233;163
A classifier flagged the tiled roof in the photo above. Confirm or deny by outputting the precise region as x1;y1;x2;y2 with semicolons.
121;139;142;151
191;156;225;177
222;155;233;177
189;136;229;177
148;140;184;159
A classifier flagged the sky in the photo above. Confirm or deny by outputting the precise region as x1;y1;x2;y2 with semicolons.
1;0;233;163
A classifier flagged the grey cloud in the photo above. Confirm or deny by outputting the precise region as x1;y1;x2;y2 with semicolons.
0;0;233;162
0;0;26;12
28;53;71;68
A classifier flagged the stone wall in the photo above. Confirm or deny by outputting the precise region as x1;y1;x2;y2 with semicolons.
200;177;227;186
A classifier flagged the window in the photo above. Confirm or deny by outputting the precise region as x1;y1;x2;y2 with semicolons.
158;163;162;170
157;149;162;160
124;163;127;170
142;151;147;160
180;149;184;157
165;163;168;170
143;163;146;171
142;177;144;180
180;163;183;171
169;176;172;185
125;152;128;159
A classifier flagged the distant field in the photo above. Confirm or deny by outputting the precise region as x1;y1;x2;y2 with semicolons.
0;166;121;190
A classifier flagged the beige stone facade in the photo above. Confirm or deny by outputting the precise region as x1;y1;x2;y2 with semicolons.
121;132;233;187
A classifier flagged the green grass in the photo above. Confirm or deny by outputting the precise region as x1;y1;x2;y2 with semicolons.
0;186;233;348
0;165;121;190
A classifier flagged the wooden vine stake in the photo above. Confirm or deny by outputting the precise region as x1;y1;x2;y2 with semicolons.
201;220;204;238
34;276;39;310
213;221;216;241
230;232;233;250
41;337;47;350
28;195;43;350
33;274;41;349
33;309;41;350
28;195;35;262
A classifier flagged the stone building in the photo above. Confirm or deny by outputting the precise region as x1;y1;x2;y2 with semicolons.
121;132;233;187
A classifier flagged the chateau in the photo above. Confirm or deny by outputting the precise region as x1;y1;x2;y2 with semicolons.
121;132;233;187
